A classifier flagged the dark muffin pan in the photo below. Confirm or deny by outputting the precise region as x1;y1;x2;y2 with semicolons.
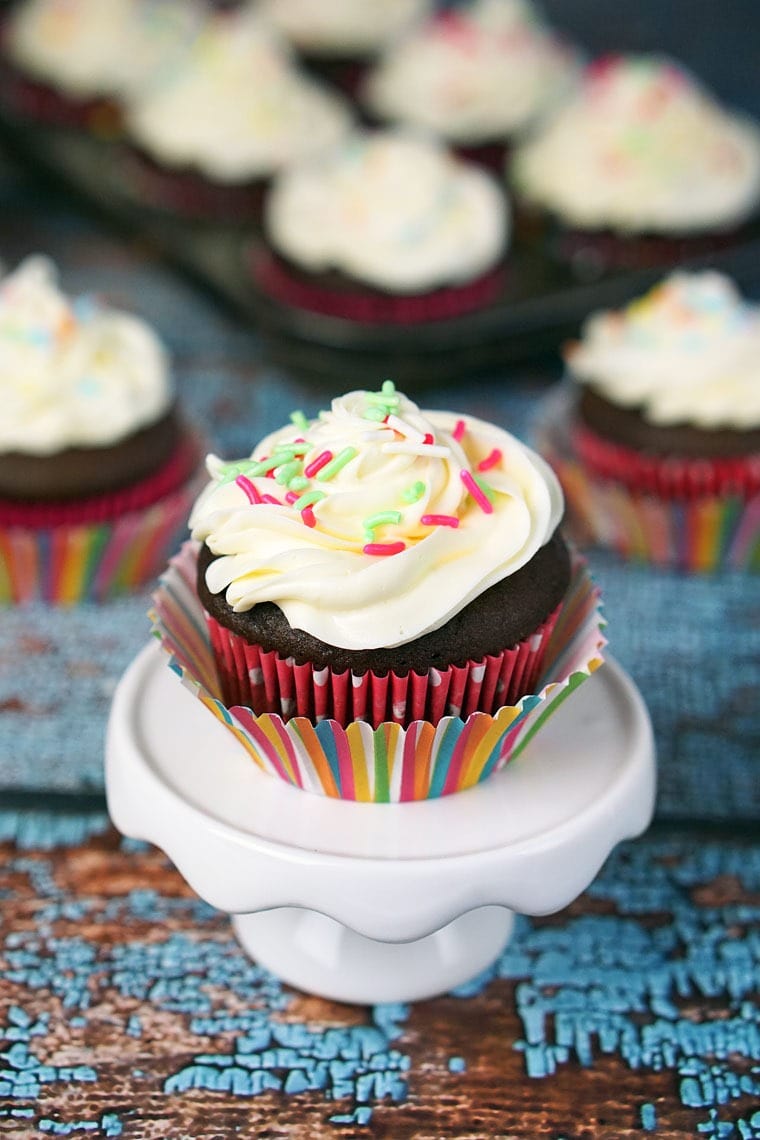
3;112;760;388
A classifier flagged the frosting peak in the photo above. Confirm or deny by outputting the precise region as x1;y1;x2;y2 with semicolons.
513;55;760;233
0;257;172;456
566;271;760;429
364;0;579;143
125;9;353;181
265;131;508;292
190;385;564;650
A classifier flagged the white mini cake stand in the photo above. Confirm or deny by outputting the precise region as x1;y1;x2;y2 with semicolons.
106;645;656;1004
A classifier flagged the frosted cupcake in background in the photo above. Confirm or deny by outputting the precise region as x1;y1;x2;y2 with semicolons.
253;130;509;324
363;0;580;170
0;0;204;132
152;383;605;801
255;0;432;93
0;257;203;603
511;55;760;273
122;6;353;221
538;271;760;571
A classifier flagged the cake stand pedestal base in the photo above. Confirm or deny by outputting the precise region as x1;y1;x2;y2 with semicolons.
233;907;515;1005
106;645;655;1004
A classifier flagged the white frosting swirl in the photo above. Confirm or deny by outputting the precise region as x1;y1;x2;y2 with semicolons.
265;132;508;292
0;257;172;456
566;271;760;429
190;387;564;650
364;0;580;143
125;10;353;182
256;0;432;57
513;55;760;233
6;0;205;100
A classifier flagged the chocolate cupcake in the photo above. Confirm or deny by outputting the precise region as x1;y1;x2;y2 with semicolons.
0;0;202;133
511;55;760;275
151;383;606;802
362;0;580;172
121;7;353;222
253;130;509;323
540;271;760;570
0;256;203;603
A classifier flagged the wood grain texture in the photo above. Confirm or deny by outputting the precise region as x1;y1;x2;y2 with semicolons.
2;822;759;1139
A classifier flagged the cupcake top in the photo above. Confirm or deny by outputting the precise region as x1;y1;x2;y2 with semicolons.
0;257;172;456
5;0;204;100
364;0;579;144
265;132;508;292
190;383;564;650
124;9;353;182
255;0;432;58
512;55;760;234
565;271;760;429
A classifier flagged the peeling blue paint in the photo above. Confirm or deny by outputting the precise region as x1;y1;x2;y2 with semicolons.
2;821;760;1133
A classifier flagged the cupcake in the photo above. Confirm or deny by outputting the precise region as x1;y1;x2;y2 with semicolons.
252;130;509;323
0;256;203;603
152;383;605;801
0;0;203;133
122;6;353;222
362;0;579;171
511;55;760;274
255;0;432;94
539;271;760;571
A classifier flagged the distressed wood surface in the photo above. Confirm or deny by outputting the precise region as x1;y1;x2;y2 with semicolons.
2;818;759;1139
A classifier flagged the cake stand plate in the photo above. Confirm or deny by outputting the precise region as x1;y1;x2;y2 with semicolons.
106;645;656;1004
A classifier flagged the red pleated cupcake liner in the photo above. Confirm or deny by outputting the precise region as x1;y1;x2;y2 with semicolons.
0;432;208;603
121;145;267;223
0;435;201;528
252;249;506;324
0;57;119;133
573;423;760;501
535;386;760;572
204;603;562;730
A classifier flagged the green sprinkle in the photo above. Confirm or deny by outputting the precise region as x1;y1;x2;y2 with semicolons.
316;446;358;480
363;510;402;530
381;380;396;395
290;410;309;430
274;461;301;486
217;460;249;485
363;405;387;422
294;489;326;510
473;473;496;502
273;441;311;458
288;475;310;491
402;481;425;503
366;391;400;410
247;457;277;477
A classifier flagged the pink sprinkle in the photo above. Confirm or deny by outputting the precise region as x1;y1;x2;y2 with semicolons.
423;433;435;445
301;506;316;528
285;491;299;504
304;450;333;478
363;542;406;556
478;448;502;472
235;475;261;504
421;514;459;528
460;469;493;514
452;419;466;442
260;493;282;505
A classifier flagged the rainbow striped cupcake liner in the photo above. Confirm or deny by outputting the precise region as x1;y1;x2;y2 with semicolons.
150;542;606;803
0;457;207;605
536;387;760;573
